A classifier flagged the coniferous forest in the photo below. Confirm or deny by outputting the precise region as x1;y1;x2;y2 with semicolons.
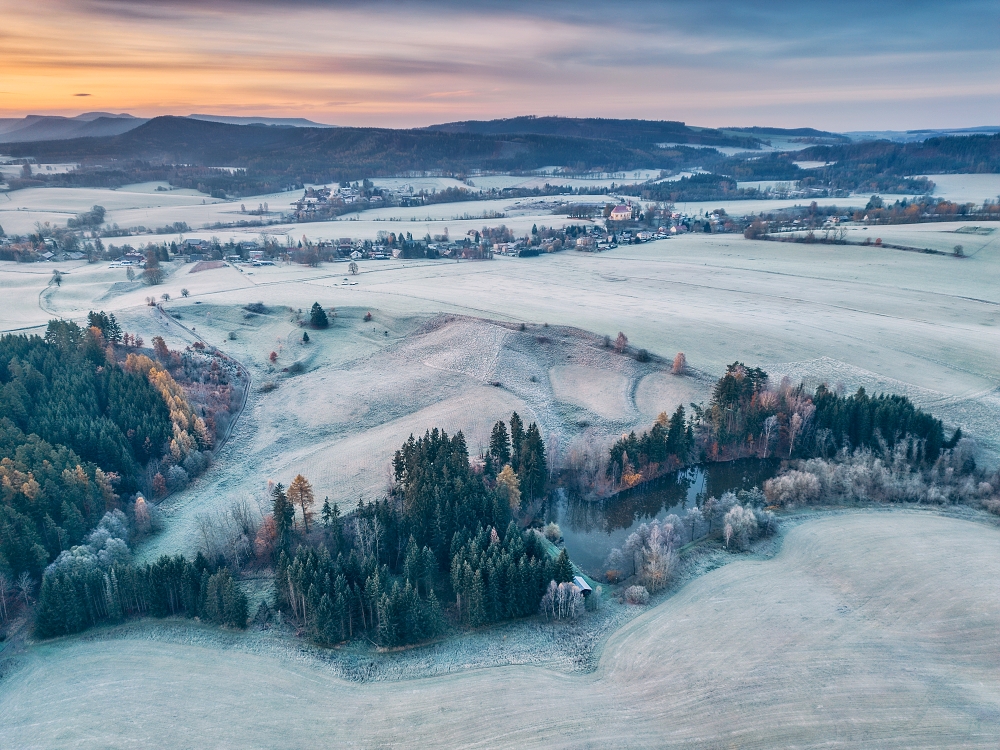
0;320;175;579
275;419;569;648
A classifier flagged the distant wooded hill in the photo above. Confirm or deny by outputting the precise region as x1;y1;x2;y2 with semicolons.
423;116;762;149
796;134;1000;176
3;116;705;181
4;115;999;200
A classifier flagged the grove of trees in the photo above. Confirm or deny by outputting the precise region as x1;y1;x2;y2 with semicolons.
270;422;568;647
608;363;956;491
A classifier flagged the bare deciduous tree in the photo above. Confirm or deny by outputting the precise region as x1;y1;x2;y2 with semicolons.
0;571;9;621
16;572;34;606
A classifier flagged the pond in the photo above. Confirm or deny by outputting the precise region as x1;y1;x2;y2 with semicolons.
546;459;779;577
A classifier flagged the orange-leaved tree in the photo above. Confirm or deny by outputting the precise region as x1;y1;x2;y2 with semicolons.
288;474;316;533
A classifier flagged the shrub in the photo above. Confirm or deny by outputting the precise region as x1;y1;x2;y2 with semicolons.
763;470;821;506
543;522;562;542
744;218;768;240
615;332;628;354
165;464;190;491
624;585;649;605
635;348;649;363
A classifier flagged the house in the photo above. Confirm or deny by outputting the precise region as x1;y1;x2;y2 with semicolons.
575;236;596;251
573;576;593;597
350;250;363;260
608;205;632;221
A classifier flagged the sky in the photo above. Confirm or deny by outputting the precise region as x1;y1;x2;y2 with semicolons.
1;0;998;131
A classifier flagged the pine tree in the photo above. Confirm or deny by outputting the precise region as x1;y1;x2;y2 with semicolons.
403;536;421;590
309;302;329;329
468;570;486;627
519;422;547;501
421;546;436;593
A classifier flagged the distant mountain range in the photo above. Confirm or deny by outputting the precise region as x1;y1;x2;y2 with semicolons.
188;114;335;128
844;126;1000;143
2;112;997;149
0;113;145;144
1;116;677;177
0;113;334;144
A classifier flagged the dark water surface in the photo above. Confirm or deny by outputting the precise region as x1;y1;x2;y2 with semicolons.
548;459;779;576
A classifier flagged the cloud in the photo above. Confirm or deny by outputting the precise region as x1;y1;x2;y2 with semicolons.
73;93;91;97
1;0;997;129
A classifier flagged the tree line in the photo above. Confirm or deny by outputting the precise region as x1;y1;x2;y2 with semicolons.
36;555;248;637
34;510;247;637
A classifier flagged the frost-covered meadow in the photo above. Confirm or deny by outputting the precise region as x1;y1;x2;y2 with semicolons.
4;512;1000;748
3;223;999;562
3;172;1000;747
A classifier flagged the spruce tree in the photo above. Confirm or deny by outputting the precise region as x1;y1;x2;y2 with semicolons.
309;302;329;329
555;549;574;583
489;420;511;468
509;413;524;472
272;483;294;550
519;422;547;501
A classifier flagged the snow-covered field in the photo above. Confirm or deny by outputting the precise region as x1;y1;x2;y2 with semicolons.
4;228;998;453
926;173;1000;204
781;220;999;256
4;511;1000;748
0;185;229;235
6;225;1000;558
138;311;699;559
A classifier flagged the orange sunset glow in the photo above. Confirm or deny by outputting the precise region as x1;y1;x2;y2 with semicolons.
2;0;998;129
